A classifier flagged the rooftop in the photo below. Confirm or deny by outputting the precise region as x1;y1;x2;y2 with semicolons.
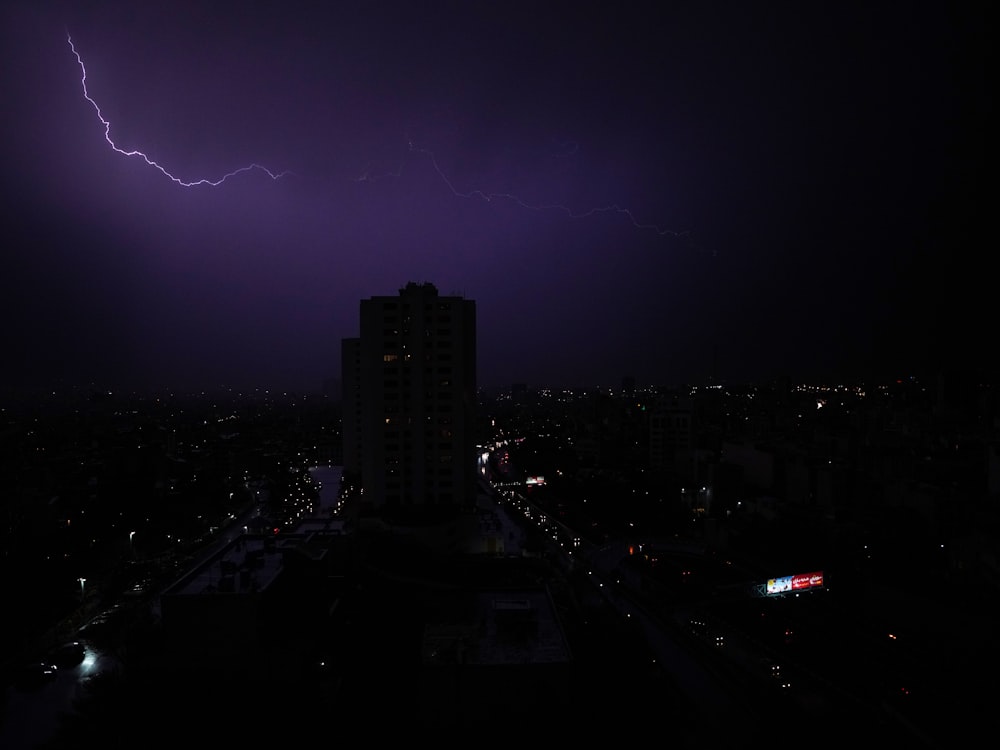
422;587;572;667
163;535;285;596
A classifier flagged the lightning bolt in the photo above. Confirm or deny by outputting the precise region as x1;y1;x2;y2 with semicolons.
357;136;690;241
67;34;290;187
66;32;692;245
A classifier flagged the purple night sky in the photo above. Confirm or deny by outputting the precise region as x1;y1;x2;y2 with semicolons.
1;1;989;395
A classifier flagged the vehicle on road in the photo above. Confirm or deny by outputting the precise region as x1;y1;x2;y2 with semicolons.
49;641;86;668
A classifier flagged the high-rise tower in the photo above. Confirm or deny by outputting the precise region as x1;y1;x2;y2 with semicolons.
343;282;476;520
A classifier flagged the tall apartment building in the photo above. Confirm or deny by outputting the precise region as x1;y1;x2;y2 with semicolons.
342;282;477;518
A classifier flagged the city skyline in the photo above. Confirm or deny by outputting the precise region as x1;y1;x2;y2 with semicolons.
1;1;990;396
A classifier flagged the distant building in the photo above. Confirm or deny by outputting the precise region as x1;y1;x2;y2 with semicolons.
341;337;361;476
649;395;694;470
343;282;477;521
720;438;775;494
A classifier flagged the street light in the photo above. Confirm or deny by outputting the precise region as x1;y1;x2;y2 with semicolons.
129;530;136;556
78;577;86;597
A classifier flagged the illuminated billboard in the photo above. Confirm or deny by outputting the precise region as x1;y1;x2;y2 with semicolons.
766;570;823;595
767;576;792;594
525;476;545;486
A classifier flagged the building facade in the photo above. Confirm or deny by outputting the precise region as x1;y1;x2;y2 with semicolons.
344;282;476;518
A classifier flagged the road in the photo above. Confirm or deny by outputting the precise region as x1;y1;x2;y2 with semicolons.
0;641;121;750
